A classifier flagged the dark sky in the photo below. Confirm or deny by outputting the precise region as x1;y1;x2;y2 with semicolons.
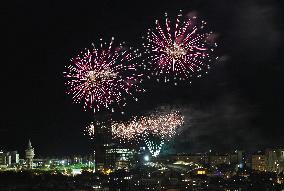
1;0;283;157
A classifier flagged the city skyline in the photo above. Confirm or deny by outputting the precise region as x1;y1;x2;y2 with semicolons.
1;0;284;157
0;139;283;190
1;140;283;174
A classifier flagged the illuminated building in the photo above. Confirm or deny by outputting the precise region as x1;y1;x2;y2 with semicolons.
105;144;135;170
209;154;231;166
266;149;278;172
164;152;240;167
279;149;284;173
236;150;246;164
0;151;8;168
92;120;112;170
251;151;267;171
0;151;19;167
25;140;35;169
72;155;82;163
266;149;284;173
33;158;48;168
8;151;19;165
195;168;207;175
250;149;284;173
230;150;248;169
171;153;206;164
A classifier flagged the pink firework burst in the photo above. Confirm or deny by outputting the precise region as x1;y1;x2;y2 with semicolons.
143;11;218;83
64;37;144;113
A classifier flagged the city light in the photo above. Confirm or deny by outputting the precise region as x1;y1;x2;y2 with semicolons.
144;155;150;162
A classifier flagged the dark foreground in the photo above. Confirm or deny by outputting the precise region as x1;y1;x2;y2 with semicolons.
0;170;283;191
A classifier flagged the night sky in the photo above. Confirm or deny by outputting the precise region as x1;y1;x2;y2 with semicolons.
1;0;283;157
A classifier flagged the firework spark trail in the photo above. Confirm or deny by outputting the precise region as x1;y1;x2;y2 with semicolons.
141;111;184;156
111;116;144;141
145;138;164;157
143;11;218;83
64;38;144;113
111;111;184;141
111;110;184;156
84;120;109;140
84;122;96;140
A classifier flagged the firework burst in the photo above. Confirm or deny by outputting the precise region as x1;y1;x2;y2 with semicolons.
144;137;164;157
142;10;218;84
111;109;184;156
64;37;144;113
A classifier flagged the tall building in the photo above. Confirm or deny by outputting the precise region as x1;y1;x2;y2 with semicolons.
0;150;20;168
0;151;7;168
252;151;267;171
105;144;135;170
266;149;278;173
93;122;112;170
7;151;19;165
235;150;248;168
279;149;284;173
266;149;284;173
25;140;35;169
236;150;245;164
